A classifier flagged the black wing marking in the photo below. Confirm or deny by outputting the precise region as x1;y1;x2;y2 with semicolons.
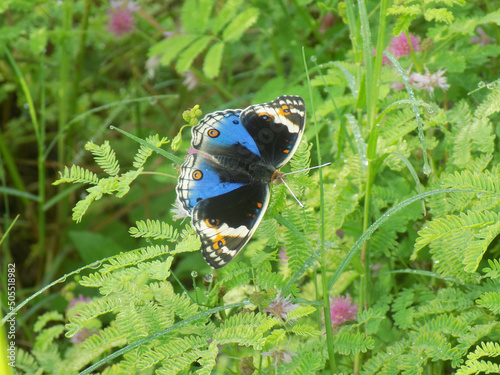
192;183;270;268
240;95;306;169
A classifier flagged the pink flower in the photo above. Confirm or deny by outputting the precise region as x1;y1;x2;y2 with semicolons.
470;27;496;46
410;66;450;97
66;295;98;344
107;1;140;37
264;290;299;320
278;247;289;265
389;33;421;58
70;327;95;344
67;294;92;310
330;295;358;325
391;81;406;92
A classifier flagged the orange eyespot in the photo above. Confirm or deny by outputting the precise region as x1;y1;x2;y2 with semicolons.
205;218;219;227
192;170;203;180
213;237;226;251
259;112;273;121
208;128;220;138
281;105;291;115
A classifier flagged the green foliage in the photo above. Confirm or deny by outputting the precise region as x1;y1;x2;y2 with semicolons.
129;220;179;241
5;0;500;374
413;210;500;282
388;0;466;33
133;134;170;169
149;0;259;78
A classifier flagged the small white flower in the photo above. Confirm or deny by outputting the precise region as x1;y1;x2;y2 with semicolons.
410;66;450;97
171;198;189;220
181;70;199;91
262;349;297;365
146;54;162;80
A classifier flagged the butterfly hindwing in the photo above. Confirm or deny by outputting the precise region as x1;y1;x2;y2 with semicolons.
240;95;306;169
192;183;270;269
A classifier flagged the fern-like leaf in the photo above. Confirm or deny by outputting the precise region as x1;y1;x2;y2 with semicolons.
53;165;99;185
33;311;64;332
133;134;170;169
476;291;500;314
413;211;500;281
85;141;120;176
474;85;500;119
129;219;179;241
331;327;375;355
291;351;325;375
483;259;500;279
213;312;275;350
291;323;320;337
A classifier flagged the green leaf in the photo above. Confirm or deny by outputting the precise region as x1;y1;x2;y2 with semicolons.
29;27;47;55
203;41;225;79
476;292;500;314
213;0;244;35
175;36;213;73
222;7;259;42
181;0;216;34
424;8;454;24
150;35;199;66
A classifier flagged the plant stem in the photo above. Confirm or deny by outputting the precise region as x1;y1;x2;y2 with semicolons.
56;0;74;245
303;47;336;373
69;0;92;116
58;0;73;168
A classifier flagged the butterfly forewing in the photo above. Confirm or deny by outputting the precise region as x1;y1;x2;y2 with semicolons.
191;109;261;160
240;96;306;169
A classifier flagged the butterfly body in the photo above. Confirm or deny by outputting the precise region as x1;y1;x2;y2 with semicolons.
176;96;306;268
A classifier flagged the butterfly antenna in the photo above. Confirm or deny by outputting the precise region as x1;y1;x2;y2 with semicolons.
278;177;304;208
283;162;332;176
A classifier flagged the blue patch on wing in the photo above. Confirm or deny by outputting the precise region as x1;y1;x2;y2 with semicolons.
192;110;261;158
176;154;247;213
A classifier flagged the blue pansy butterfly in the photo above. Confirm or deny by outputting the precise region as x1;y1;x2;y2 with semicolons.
176;95;306;268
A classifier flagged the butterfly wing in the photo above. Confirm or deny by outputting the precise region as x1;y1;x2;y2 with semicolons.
176;95;306;268
191;109;261;159
176;153;251;215
192;183;270;268
239;95;306;169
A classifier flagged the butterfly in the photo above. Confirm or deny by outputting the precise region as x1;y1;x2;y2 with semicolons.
176;95;306;268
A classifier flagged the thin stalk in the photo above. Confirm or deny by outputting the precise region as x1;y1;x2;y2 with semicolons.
0;130;28;207
303;47;336;372
344;0;359;58
1;43;37;207
56;0;74;235
39;60;48;277
58;0;73;167
68;0;92;115
357;1;380;372
357;0;374;130
370;0;388;125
